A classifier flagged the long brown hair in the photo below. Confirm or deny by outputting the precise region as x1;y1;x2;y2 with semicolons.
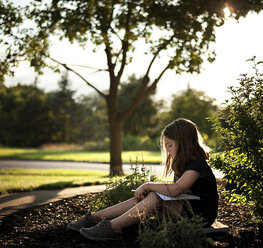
160;118;210;176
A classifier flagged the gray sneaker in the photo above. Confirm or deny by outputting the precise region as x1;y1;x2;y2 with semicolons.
67;212;98;232
80;219;122;241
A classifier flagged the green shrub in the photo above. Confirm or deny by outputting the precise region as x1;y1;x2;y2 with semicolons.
138;215;212;248
210;57;263;223
84;138;109;151
84;135;159;151
89;164;157;212
122;134;159;151
122;134;141;150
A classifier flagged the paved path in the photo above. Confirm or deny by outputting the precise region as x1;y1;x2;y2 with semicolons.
0;159;224;178
0;185;106;220
0;159;224;220
0;159;112;171
0;159;159;173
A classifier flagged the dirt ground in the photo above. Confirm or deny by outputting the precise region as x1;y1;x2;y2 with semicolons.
0;181;262;248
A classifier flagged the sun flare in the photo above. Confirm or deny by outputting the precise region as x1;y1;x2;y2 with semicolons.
223;7;231;18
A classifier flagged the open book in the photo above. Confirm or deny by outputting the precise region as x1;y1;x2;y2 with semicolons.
131;190;200;201
155;192;200;201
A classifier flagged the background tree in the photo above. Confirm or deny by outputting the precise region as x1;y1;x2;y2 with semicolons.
118;74;163;151
47;71;77;143
76;94;109;147
0;81;109;148
119;74;159;136
0;84;54;147
164;86;219;147
1;0;262;175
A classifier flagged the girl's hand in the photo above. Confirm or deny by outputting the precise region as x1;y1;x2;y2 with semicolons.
134;182;152;201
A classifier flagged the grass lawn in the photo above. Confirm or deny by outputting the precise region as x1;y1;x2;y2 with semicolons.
0;169;110;195
0;148;162;194
0;148;161;163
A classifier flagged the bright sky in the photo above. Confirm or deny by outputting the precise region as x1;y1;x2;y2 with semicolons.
5;10;263;106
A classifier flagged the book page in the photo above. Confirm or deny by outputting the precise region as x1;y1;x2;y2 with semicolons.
155;192;200;201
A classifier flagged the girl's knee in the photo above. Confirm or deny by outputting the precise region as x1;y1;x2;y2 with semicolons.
147;192;161;205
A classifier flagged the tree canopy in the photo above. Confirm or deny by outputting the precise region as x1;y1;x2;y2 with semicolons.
165;87;219;137
3;0;262;84
1;0;262;175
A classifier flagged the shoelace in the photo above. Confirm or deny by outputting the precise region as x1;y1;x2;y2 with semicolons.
92;218;108;231
85;212;99;224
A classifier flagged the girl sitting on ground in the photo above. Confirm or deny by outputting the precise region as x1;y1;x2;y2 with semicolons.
67;118;219;241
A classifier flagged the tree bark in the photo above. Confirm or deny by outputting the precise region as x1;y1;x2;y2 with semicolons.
107;75;124;176
109;117;123;176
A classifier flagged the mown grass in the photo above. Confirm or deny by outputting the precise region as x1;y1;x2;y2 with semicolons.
0;169;109;195
0;148;161;163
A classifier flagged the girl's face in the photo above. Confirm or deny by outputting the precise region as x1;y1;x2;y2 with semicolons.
164;136;178;159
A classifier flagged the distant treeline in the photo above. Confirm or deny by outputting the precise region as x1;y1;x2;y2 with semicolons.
0;73;220;150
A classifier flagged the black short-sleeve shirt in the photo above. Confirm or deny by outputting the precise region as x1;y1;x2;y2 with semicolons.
175;158;219;226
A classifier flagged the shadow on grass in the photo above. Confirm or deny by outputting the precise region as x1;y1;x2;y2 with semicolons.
0;180;108;195
36;181;77;190
36;181;106;191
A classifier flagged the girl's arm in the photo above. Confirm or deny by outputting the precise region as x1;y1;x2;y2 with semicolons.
134;170;199;200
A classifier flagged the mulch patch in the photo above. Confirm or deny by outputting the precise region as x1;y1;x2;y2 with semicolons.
0;180;262;248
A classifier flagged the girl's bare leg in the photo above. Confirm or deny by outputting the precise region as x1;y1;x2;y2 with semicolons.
92;197;136;221
110;192;161;230
160;200;183;220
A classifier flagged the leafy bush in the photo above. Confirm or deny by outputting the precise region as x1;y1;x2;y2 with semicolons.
122;134;159;151
89;164;157;212
84;135;159;151
210;57;263;223
84;138;110;151
138;215;212;248
122;134;141;150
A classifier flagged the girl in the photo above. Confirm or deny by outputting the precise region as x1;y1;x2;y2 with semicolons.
67;118;218;241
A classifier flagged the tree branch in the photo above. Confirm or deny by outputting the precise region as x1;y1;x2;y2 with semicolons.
120;64;170;123
99;3;117;82
121;36;176;121
145;35;175;78
110;25;123;43
116;40;129;82
132;35;176;99
109;4;124;67
145;63;170;95
116;2;132;82
104;44;116;81
110;25;124;67
47;55;107;99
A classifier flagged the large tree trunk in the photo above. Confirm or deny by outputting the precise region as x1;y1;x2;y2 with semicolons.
109;118;123;176
107;75;124;176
